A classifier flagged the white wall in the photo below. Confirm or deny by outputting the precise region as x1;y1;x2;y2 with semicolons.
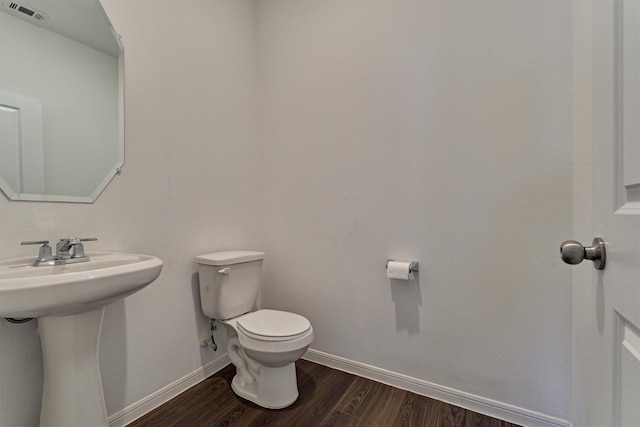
571;0;593;424
257;0;573;421
0;0;574;425
0;1;260;425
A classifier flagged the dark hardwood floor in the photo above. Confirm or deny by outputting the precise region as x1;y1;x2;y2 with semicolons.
128;359;521;427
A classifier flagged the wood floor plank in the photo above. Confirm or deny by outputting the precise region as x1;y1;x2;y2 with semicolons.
331;377;401;426
250;361;355;426
395;391;443;426
347;383;407;427
330;376;375;417
128;359;522;427
368;386;426;427
441;402;468;427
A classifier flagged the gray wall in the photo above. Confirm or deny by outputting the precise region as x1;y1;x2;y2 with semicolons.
258;0;573;419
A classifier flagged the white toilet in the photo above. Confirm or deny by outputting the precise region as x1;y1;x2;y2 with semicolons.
195;250;314;409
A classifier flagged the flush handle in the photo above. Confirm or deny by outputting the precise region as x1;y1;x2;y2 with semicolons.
218;267;231;275
560;237;606;270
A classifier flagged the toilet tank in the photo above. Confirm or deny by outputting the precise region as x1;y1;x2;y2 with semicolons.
195;250;265;320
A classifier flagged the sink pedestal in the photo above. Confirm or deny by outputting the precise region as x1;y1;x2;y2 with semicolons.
38;307;108;427
0;251;163;426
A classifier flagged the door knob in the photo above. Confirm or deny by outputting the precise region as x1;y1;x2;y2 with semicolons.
560;237;606;270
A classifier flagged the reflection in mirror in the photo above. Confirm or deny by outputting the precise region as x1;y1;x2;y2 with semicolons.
0;0;123;203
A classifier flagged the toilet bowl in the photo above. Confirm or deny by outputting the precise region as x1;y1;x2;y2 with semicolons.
195;251;314;409
223;309;314;408
229;309;314;366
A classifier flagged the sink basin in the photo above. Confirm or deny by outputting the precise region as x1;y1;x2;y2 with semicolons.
0;251;162;318
0;250;162;427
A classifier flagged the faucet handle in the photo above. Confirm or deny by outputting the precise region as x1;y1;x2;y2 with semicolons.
21;240;53;262
21;240;50;246
68;238;97;259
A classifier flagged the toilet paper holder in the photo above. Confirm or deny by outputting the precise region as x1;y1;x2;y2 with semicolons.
386;259;419;273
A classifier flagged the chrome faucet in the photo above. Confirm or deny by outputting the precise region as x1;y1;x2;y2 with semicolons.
22;237;97;266
57;238;82;259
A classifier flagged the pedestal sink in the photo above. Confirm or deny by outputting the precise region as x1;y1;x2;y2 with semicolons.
0;251;163;427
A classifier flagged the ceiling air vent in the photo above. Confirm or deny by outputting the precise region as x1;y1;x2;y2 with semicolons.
1;1;48;22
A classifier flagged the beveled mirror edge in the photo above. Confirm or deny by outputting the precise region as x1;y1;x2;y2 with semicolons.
78;0;126;204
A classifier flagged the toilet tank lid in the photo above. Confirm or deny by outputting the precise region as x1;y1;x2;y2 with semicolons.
195;250;265;266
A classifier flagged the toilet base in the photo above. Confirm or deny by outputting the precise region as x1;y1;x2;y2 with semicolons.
231;362;299;409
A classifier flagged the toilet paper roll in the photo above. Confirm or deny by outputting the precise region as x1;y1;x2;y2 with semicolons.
386;261;414;280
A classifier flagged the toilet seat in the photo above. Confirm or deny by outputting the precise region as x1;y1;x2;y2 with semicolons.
236;309;311;342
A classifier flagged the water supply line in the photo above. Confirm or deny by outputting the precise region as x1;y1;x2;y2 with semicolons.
209;319;218;351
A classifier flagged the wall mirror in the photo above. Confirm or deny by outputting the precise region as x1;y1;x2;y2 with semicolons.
0;0;123;203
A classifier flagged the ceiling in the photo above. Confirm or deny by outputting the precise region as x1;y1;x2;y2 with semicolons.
1;0;121;56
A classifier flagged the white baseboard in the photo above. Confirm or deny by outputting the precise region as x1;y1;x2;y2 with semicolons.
107;354;230;427
303;349;571;427
109;349;571;427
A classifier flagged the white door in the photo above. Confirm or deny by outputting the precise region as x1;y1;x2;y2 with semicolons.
572;0;640;425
